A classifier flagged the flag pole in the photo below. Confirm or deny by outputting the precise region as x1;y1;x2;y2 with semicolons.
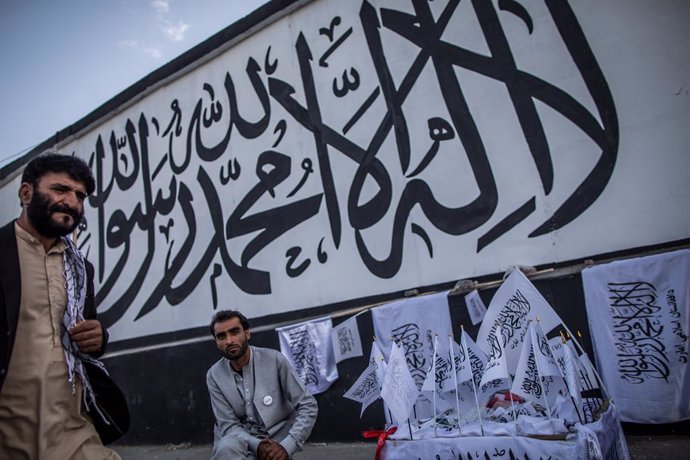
373;337;394;426
392;336;414;440
574;353;596;423
559;333;584;424
448;334;462;436
461;326;484;436
570;331;605;409
499;324;518;421
560;324;610;400
569;332;602;416
575;331;609;401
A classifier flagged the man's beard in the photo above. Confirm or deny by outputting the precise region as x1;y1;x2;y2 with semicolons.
224;339;249;361
27;189;82;238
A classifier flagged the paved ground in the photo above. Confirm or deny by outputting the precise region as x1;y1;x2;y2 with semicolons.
112;435;690;459
112;442;375;459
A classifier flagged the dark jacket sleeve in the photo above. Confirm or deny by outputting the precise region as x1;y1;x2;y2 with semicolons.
0;221;19;391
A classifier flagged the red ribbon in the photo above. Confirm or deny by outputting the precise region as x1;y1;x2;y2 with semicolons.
362;426;397;460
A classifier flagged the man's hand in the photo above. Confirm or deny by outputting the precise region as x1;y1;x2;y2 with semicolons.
257;439;289;460
69;320;103;354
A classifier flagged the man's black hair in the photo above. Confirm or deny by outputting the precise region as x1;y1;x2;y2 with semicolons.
22;153;95;195
210;310;250;337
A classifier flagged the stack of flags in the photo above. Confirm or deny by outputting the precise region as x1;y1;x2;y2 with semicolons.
343;270;607;437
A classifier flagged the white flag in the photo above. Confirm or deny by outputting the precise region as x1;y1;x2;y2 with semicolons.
421;336;438;393
562;340;583;405
372;291;452;388
370;341;387;387
456;331;475;384
380;342;420;425
462;332;489;391
436;335;463;394
343;362;380;416
464;289;487;325
480;325;510;388
477;269;563;374
331;315;363;363
531;323;562;377
578;352;602;395
548;336;567;378
583;249;690;422
511;326;542;405
277;317;338;395
511;323;565;406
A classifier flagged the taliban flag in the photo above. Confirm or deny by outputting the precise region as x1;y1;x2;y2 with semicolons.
511;323;565;406
477;269;563;374
381;342;420;425
343;361;381;417
479;325;510;389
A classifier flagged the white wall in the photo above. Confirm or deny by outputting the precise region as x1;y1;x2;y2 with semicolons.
2;0;688;343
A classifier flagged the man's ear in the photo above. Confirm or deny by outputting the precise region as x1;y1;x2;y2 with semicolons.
245;329;251;341
18;183;33;207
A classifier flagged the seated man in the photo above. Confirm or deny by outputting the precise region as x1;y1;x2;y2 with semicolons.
207;310;318;460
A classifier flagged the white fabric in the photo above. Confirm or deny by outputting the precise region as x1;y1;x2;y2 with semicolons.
455;332;474;384
464;289;487;326
512;324;567;410
563;340;584;406
420;335;462;394
343;362;379;417
516;413;568;436
582;249;690;422
477;269;563;374
381;403;629;460
391;419;519;440
370;341;391;424
461;332;488;389
420;336;437;393
421;336;460;420
531;323;562;377
372;292;452;389
380;342;420;426
459;331;486;426
479;325;510;388
548;336;569;381
531;324;569;410
277;317;338;395
370;341;387;386
331;315;363;363
511;325;543;405
383;434;574;459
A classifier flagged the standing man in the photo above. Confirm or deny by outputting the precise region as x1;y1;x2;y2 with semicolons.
0;153;121;459
207;310;318;460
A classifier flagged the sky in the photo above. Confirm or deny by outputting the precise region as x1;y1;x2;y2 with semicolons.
0;0;270;168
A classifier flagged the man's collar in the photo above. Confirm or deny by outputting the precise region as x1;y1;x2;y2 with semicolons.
14;221;66;254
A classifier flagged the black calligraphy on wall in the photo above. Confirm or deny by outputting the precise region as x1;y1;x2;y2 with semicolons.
72;0;617;332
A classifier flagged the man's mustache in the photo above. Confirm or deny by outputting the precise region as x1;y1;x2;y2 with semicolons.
50;204;81;220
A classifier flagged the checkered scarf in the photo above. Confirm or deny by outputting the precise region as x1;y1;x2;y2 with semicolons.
61;236;108;420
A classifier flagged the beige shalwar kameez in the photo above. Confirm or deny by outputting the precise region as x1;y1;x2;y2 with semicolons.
0;224;120;460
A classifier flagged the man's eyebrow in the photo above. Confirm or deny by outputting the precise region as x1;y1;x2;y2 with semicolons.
51;182;87;195
216;326;242;336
